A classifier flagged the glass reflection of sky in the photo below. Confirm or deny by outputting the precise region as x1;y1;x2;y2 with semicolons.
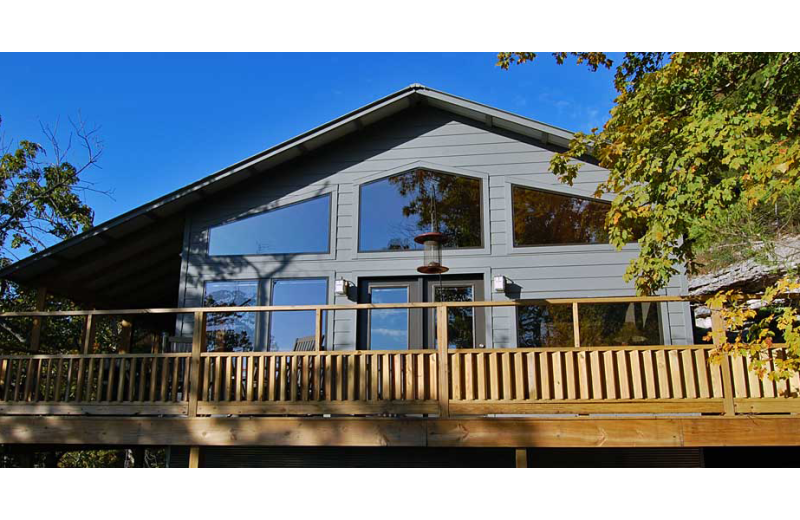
369;287;409;350
209;194;330;256
360;180;421;251
269;279;327;351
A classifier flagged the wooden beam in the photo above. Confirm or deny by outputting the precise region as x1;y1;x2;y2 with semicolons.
28;287;47;351
1;416;799;448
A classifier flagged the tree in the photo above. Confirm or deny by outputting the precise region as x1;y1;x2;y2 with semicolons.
498;52;800;380
0;115;102;353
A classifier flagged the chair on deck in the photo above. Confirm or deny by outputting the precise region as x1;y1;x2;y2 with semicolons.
292;335;324;351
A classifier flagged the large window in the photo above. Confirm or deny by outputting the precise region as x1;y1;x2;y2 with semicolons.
208;194;331;256
268;278;328;351
204;281;258;352
518;302;662;347
359;169;482;252
511;185;610;246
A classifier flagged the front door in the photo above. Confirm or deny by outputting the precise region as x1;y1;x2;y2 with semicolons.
357;275;485;350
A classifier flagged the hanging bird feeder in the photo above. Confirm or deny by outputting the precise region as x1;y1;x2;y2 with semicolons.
415;231;449;274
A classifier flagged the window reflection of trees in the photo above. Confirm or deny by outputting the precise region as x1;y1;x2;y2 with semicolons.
203;283;257;352
361;169;482;251
518;303;661;347
512;186;610;246
434;286;474;349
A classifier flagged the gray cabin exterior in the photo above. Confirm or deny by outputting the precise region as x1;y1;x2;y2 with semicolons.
174;86;693;350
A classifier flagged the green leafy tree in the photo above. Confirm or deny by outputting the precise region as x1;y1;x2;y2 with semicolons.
0;116;102;353
500;52;800;293
499;52;800;380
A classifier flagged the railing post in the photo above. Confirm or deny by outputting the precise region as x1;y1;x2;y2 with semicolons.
571;302;581;348
314;308;323;351
29;287;47;352
436;304;450;418
75;313;95;401
188;311;206;418
711;307;736;416
119;319;132;354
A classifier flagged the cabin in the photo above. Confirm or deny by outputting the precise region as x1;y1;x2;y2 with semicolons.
1;84;798;467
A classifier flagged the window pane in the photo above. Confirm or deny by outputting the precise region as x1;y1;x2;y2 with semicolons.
359;169;482;251
269;279;327;352
579;303;662;346
512;185;609;246
209;194;331;256
517;304;575;348
434;286;474;349
369;287;409;350
204;281;258;352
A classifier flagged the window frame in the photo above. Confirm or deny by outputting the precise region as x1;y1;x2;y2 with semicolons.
204;187;338;261
504;179;638;254
353;161;491;259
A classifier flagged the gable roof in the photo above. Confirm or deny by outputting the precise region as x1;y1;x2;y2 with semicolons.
0;84;581;306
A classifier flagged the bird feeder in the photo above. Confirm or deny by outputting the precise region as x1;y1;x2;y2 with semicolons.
414;232;449;274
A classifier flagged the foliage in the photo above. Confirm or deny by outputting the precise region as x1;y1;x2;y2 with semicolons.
0;115;103;353
499;52;800;294
499;52;800;380
705;278;800;384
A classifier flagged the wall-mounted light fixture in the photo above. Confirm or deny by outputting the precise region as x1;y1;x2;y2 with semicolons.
492;275;508;293
334;278;353;296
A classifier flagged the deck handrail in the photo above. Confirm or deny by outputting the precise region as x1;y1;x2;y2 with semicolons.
0;294;693;318
1;295;798;419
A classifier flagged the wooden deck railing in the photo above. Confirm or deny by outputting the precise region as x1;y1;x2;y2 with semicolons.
1;296;798;417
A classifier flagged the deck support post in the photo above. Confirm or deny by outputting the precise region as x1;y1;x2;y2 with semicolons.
436;305;450;418
711;308;736;416
515;448;528;468
28;287;47;352
188;446;201;468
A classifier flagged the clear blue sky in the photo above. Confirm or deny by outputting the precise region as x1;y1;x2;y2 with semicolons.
0;52;618;229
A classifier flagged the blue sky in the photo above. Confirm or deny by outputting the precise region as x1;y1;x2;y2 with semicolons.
0;52;618;231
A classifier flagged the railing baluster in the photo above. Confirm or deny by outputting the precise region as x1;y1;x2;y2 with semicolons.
96;357;105;402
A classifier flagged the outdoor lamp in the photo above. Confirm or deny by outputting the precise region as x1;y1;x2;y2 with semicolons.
334;278;353;296
493;275;508;293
